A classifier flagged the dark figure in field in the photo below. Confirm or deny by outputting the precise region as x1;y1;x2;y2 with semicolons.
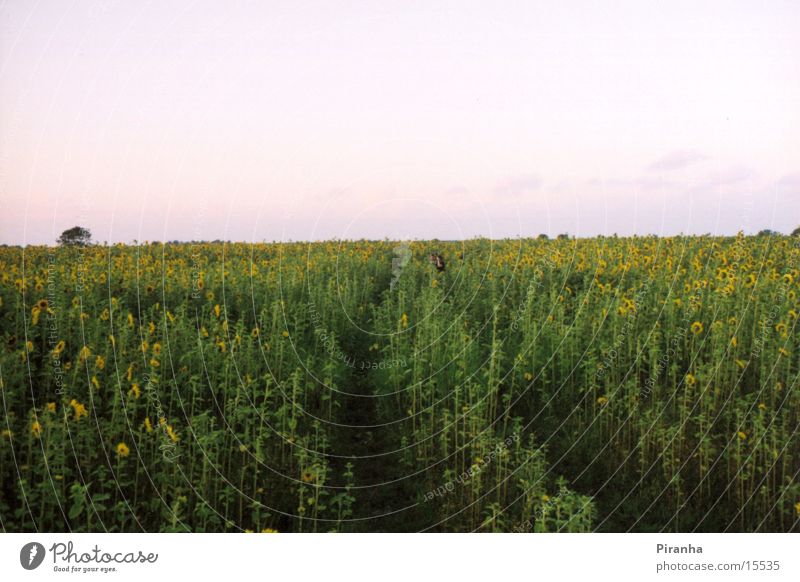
429;253;445;272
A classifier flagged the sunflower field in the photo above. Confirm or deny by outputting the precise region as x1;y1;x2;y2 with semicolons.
0;235;798;532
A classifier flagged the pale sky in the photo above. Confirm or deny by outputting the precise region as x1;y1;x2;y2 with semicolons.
1;0;798;244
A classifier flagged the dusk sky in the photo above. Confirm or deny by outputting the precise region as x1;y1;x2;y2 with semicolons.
1;1;798;245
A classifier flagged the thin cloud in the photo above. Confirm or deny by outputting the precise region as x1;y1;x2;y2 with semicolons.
775;172;800;194
708;165;757;187
648;150;708;171
494;174;542;199
684;165;759;196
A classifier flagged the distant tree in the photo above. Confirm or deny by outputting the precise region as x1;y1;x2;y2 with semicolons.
537;233;549;240
757;229;779;237
557;233;570;240
57;226;92;247
791;226;800;237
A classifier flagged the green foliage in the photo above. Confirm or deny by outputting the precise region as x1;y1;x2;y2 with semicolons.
57;226;92;247
0;235;797;532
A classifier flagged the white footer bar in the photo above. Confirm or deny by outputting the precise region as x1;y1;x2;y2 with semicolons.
1;533;796;581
